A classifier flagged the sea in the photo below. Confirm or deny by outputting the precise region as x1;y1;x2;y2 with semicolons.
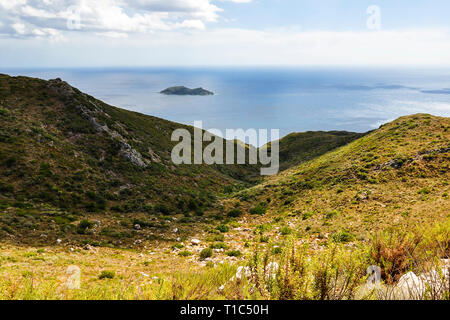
3;67;450;145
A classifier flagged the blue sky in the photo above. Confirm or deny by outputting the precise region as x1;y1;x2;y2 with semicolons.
217;0;450;31
1;0;450;67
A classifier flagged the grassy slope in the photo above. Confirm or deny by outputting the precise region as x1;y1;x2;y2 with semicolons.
0;75;449;300
0;74;261;244
225;114;449;241
0;74;365;246
266;130;365;171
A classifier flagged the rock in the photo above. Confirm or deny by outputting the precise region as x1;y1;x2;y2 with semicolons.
120;142;148;168
134;224;141;230
191;239;201;245
83;244;93;251
265;262;279;280
140;272;149;277
218;285;225;292
396;271;425;299
56;239;62;244
235;266;251;282
173;228;178;233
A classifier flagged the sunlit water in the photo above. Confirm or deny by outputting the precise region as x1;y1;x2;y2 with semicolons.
4;67;450;145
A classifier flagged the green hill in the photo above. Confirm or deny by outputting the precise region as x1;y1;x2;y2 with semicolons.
265;130;365;171
225;114;449;239
0;74;257;244
1;74;448;248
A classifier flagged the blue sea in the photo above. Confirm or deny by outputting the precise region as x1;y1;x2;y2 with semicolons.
4;67;450;144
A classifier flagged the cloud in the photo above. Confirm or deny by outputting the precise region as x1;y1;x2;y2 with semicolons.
0;0;232;38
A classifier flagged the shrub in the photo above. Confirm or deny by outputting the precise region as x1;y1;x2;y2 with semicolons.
154;204;170;215
98;271;115;279
226;250;242;257
0;106;10;117
331;231;355;243
325;210;340;219
280;226;292;236
272;246;282;254
200;248;213;260
249;204;267;215
172;243;184;250
418;187;431;195
179;250;192;257
77;220;94;234
227;208;243;218
302;211;314;220
216;224;229;233
209;242;228;249
0;182;14;194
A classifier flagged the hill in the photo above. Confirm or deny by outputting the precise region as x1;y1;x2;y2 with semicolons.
265;130;365;171
223;113;449;241
0;74;256;245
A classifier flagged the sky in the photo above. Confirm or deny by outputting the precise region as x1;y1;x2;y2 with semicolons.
1;0;450;67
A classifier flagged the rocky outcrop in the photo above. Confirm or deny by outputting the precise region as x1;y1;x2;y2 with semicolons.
48;78;150;168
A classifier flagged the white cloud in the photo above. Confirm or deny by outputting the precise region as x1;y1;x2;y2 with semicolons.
0;0;231;38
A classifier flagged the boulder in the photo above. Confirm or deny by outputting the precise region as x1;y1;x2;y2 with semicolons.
396;272;425;299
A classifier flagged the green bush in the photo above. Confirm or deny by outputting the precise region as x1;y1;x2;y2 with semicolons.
418;187;431;195
0;106;10;117
272;246;282;254
0;182;14;194
325;210;340;219
209;242;228;249
200;248;213;260
280;226;292;236
179;250;192;257
216;224;229;233
77;220;94;234
227;208;243;218
249;204;267;215
302;211;314;220
331;231;355;243
226;250;242;257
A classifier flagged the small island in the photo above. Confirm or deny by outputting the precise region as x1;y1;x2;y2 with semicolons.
160;86;214;96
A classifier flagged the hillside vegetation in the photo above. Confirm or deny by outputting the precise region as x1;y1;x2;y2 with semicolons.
265;130;365;171
0;74;360;246
0;74;260;245
0;74;449;300
224;113;449;241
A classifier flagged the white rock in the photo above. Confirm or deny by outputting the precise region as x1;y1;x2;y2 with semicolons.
56;239;62;244
218;285;225;292
173;228;178;233
396;272;425;299
140;272;149;277
265;262;279;279
191;239;201;245
235;266;251;282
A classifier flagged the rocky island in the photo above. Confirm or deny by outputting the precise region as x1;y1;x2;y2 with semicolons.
160;86;214;96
